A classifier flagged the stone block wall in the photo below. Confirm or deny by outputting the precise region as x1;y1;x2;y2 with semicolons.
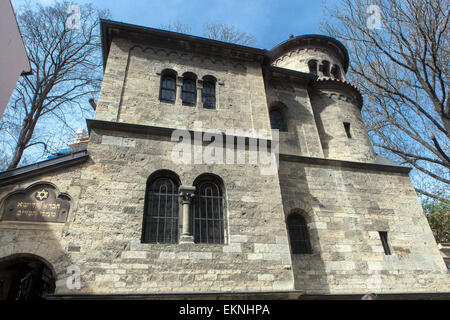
309;85;375;163
0;128;294;295
265;81;323;158
96;37;271;139
279;159;450;294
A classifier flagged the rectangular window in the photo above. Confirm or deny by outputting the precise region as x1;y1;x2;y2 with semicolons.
379;231;391;255
344;122;352;138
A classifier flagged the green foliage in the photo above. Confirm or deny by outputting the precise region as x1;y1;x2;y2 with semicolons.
424;195;450;243
422;193;450;215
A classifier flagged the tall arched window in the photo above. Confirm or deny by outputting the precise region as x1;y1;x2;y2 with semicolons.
287;213;312;254
331;64;341;80
269;107;287;132
142;172;180;243
193;176;224;244
182;73;197;106
319;60;330;77
202;76;216;109
308;59;318;75
160;70;177;103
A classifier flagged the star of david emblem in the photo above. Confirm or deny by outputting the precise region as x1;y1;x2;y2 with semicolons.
35;189;49;201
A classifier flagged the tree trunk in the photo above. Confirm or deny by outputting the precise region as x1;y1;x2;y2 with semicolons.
7;116;37;170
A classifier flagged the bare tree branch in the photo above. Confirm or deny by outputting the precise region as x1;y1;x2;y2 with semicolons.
203;22;256;46
1;1;109;170
322;0;450;202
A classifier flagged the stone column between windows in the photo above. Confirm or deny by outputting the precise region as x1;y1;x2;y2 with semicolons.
196;80;203;108
176;76;183;105
179;186;196;243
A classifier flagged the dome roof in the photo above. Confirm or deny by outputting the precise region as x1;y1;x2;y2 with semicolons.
269;34;349;73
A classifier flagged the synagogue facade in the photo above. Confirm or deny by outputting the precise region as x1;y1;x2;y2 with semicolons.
0;19;448;300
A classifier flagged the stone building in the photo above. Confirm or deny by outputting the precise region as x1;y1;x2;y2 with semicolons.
0;19;448;300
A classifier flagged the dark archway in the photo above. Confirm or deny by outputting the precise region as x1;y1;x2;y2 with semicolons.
0;254;55;300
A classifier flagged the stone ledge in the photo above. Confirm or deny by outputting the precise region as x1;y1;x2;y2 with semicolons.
279;154;411;174
87;119;272;148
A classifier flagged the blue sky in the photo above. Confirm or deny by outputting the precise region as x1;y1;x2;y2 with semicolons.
12;0;338;49
6;0;340;167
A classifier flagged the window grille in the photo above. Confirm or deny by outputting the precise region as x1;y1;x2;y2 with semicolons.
193;181;224;244
142;177;179;243
160;74;176;102
182;78;196;105
202;81;216;109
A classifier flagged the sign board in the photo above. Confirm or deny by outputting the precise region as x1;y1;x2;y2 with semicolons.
1;184;70;223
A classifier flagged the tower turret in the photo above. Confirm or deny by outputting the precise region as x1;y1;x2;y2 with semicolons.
270;35;349;81
269;35;375;162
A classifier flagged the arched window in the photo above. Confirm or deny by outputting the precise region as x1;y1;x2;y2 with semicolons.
331;64;341;80
269;108;287;132
193;177;224;244
160;70;177;103
308;59;318;75
182;73;197;106
202;76;216;109
319;60;330;77
287;213;312;254
142;172;180;243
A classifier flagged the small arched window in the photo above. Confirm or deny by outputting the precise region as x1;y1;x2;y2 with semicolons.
331;64;341;80
308;59;318;75
193;177;224;244
182;73;197;106
287;213;312;254
319;60;330;77
269;108;287;132
142;172;180;243
202;76;216;109
160;70;177;103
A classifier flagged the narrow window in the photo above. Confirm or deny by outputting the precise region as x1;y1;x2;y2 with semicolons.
331;64;341;80
160;71;176;103
308;59;318;75
202;80;216;109
344;122;352;138
142;175;179;243
379;231;391;255
193;179;224;244
319;60;330;77
287;214;312;254
182;78;196;106
269;109;287;132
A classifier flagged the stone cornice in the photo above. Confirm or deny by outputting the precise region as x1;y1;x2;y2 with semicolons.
279;154;411;174
264;65;317;84
100;19;267;69
88;119;410;175
310;77;364;108
87;119;273;149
